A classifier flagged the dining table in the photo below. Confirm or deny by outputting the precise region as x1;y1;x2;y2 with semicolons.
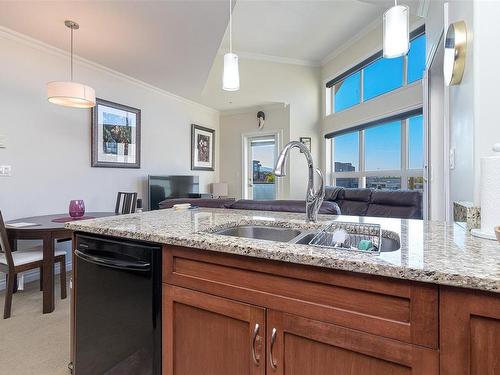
6;212;115;314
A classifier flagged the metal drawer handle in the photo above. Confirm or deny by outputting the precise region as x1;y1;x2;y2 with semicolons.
252;323;261;366
270;327;277;370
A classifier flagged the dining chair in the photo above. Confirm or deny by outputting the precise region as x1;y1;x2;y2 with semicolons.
0;211;67;319
115;192;138;214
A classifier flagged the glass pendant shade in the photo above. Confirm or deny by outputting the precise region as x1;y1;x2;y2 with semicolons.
223;52;240;91
47;81;96;108
383;5;409;58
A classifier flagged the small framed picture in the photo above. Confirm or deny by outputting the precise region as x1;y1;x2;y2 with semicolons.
191;124;215;171
91;98;141;168
299;137;311;153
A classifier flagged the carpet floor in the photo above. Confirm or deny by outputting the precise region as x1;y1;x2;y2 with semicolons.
0;275;70;375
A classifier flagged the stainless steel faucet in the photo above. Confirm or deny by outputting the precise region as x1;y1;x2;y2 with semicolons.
274;141;325;222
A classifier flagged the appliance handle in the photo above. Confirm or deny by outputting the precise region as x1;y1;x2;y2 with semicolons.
75;249;151;272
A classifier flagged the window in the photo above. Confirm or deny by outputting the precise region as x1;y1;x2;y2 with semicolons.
328;111;423;191
333;132;359;172
407;34;426;83
365;121;401;171
363;57;403;101
336;178;359;188
408;115;423;169
326;27;425;115
334;72;361;112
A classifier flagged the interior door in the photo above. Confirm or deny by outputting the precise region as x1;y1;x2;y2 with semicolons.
266;310;438;375
163;285;266;375
245;135;277;200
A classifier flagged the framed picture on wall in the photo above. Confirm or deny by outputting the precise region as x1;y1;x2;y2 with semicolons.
191;124;215;171
91;98;141;168
299;137;311;153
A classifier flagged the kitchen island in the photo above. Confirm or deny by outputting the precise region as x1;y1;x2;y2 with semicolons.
67;208;500;375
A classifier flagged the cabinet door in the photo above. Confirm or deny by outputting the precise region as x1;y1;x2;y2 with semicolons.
266;310;438;375
441;287;500;375
163;285;266;375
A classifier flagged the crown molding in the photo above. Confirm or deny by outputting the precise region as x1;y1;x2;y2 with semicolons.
218;49;320;67
0;25;219;115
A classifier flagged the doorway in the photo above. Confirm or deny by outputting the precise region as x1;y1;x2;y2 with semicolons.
242;132;280;200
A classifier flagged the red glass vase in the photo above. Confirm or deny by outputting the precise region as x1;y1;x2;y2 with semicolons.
69;200;85;218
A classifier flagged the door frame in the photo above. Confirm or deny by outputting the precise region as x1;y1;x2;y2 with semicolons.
241;130;283;200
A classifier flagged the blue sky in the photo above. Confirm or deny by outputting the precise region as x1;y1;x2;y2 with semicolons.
335;115;423;171
334;35;425;170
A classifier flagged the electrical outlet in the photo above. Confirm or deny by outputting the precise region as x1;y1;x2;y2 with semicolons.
0;165;12;176
449;148;455;170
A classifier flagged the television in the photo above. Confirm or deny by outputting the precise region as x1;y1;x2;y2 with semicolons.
148;175;200;210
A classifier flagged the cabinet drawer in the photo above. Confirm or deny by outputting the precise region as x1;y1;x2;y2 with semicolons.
267;309;438;375
163;246;438;348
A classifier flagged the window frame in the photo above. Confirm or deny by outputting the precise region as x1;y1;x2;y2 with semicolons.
330;113;424;191
326;25;425;115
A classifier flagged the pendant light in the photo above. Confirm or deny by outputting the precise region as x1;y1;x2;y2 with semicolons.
222;0;240;91
383;0;409;58
47;20;96;108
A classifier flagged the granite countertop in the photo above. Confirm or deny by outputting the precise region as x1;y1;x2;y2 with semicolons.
66;208;500;293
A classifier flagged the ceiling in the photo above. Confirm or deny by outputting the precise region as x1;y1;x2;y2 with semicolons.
219;0;383;66
0;1;229;101
0;1;424;105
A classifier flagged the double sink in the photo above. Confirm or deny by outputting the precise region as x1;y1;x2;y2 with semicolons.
213;224;400;252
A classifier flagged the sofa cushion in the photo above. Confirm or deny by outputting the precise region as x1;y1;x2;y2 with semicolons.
342;188;373;202
370;190;421;207
335;200;370;217
366;190;422;219
365;204;421;219
228;200;341;215
324;186;344;201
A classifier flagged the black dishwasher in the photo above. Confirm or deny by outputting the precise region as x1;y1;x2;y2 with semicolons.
74;234;161;375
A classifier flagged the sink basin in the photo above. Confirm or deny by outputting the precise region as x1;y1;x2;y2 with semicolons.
214;225;302;243
292;232;401;252
212;224;401;253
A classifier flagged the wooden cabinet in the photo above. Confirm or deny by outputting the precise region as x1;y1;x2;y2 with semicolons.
162;283;438;375
163;285;265;375
162;246;440;375
163;245;438;349
161;245;498;375
440;287;500;375
266;309;438;375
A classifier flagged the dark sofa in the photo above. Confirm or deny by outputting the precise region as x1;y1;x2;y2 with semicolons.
158;187;422;220
324;187;422;219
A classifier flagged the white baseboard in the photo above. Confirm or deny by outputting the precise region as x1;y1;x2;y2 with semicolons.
0;259;72;291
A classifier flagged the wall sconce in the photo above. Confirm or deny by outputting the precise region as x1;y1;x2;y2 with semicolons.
444;21;468;86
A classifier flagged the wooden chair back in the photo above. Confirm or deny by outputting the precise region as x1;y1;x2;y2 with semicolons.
0;211;14;270
115;192;138;214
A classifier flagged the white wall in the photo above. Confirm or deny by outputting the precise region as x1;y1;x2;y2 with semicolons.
202;55;322;199
472;0;500;206
219;104;290;199
0;29;220;222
